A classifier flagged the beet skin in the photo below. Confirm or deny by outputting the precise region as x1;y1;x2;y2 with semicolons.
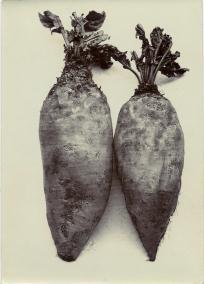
114;93;184;261
40;61;113;261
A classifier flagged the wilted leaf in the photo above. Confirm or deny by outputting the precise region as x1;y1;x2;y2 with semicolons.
150;27;164;48
135;24;146;40
84;11;106;32
135;24;150;55
159;34;172;55
51;27;62;34
160;61;189;77
85;31;110;47
89;45;112;69
39;10;63;31
44;11;62;29
39;13;54;28
161;50;180;66
107;46;130;67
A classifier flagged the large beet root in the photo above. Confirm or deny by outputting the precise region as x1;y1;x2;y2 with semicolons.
39;11;114;261
114;93;184;261
40;61;113;261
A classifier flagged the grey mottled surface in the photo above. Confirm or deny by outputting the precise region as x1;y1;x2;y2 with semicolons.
39;61;113;261
114;93;184;261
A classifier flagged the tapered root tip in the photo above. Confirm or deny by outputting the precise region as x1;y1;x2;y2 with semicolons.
57;243;81;262
147;250;157;262
144;242;159;262
57;252;78;262
139;235;159;262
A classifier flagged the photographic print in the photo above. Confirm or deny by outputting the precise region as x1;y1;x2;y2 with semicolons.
2;0;204;283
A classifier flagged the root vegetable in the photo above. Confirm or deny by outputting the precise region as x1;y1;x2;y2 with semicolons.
39;10;114;261
113;25;188;261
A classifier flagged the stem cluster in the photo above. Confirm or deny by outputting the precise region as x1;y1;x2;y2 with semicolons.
127;25;188;88
39;10;111;67
39;12;189;90
111;24;188;92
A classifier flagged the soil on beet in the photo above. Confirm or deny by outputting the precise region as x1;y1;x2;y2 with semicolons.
39;60;113;261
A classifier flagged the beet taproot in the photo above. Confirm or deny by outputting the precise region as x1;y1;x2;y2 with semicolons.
113;25;188;261
39;10;114;261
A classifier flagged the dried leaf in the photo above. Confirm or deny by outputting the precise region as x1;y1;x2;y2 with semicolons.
102;45;130;67
135;24;146;40
160;61;189;77
51;27;62;34
86;33;110;46
135;24;150;57
39;13;54;28
39;10;63;31
44;11;62;29
150;27;164;48
84;11;106;32
89;45;113;69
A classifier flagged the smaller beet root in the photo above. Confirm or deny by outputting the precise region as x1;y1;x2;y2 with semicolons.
115;94;184;261
113;24;188;261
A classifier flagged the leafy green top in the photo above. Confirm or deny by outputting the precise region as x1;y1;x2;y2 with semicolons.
39;13;188;91
109;24;189;93
39;10;117;68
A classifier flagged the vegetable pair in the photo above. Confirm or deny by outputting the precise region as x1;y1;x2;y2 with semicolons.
39;10;188;262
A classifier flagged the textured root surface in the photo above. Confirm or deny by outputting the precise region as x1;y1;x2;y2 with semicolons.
114;93;184;261
127;189;179;261
39;63;113;261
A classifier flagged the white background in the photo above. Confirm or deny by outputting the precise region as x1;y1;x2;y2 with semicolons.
2;0;204;283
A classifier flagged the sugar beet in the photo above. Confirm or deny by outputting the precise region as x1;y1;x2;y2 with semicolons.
113;24;188;260
39;10;113;261
114;93;184;261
